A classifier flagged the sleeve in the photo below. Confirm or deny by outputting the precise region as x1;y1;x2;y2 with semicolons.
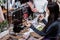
43;21;58;35
42;19;47;25
30;21;58;36
30;25;46;36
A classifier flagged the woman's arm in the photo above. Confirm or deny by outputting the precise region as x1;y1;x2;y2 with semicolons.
30;21;58;36
22;20;46;36
30;25;46;36
42;19;47;25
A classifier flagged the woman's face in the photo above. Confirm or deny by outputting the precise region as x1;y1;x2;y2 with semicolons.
45;7;50;19
46;7;50;14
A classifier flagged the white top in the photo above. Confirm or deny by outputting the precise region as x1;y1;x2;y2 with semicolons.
33;0;48;13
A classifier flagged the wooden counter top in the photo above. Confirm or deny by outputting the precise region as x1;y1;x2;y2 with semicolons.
2;8;14;14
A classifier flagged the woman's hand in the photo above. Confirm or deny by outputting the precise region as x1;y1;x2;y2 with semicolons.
24;21;31;28
38;14;45;21
22;20;32;28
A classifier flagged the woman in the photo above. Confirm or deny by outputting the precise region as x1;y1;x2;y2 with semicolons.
24;2;60;40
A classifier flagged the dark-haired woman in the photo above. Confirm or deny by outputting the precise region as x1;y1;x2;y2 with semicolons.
24;2;60;40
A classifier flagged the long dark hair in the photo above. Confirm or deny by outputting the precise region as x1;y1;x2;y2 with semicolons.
47;0;52;3
42;2;59;32
29;0;33;3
